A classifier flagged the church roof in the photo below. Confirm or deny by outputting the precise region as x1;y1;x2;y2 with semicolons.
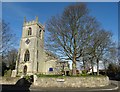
45;50;59;60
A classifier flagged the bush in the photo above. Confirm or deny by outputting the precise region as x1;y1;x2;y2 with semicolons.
23;75;34;83
82;70;87;74
24;75;30;80
4;69;12;77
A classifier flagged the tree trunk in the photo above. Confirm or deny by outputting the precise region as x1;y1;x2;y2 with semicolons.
97;58;99;75
72;63;76;75
83;58;86;74
72;57;76;75
103;61;107;75
91;60;94;75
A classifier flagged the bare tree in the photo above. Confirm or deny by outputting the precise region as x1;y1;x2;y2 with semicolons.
7;49;18;70
46;3;100;75
118;41;120;66
89;30;113;75
1;20;16;56
0;20;17;76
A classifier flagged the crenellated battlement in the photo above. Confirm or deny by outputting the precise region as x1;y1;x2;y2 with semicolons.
24;20;37;26
23;16;45;30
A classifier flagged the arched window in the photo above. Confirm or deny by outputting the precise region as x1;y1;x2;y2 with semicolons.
18;54;20;63
24;50;30;62
28;27;32;35
39;30;41;37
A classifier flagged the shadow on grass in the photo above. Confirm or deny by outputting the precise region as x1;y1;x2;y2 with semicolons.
2;78;32;92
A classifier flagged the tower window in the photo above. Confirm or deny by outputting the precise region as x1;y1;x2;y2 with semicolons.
28;27;32;35
37;50;38;59
24;50;30;62
39;30;41;37
18;54;20;63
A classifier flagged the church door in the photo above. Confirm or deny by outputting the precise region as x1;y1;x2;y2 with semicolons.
23;65;27;75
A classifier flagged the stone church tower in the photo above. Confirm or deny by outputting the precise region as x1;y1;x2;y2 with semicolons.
16;17;45;75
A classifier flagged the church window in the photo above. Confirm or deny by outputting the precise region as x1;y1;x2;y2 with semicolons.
37;50;38;59
37;40;38;46
18;54;20;63
24;50;30;62
39;30;41;37
28;27;32;35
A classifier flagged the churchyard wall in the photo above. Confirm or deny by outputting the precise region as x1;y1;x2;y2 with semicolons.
33;76;109;88
0;76;109;88
0;77;19;84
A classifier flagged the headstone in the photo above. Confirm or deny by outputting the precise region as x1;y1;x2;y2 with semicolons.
33;75;38;85
11;70;17;77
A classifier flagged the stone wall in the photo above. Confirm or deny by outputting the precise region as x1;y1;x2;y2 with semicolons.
34;76;109;88
0;76;109;88
0;77;19;84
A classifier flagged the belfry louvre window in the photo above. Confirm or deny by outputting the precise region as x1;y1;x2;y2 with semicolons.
28;27;32;35
39;30;41;37
24;50;30;62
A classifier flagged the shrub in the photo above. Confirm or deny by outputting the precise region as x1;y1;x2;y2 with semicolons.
4;69;12;77
82;70;87;74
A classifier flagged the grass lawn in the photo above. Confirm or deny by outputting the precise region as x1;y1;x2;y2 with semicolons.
36;74;106;78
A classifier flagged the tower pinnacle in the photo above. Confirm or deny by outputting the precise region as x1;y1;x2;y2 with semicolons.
36;16;38;23
24;16;26;23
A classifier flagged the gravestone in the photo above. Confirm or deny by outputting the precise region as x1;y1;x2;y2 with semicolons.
11;70;17;77
33;75;38;85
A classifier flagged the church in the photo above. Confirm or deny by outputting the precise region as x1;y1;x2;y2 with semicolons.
15;17;69;76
